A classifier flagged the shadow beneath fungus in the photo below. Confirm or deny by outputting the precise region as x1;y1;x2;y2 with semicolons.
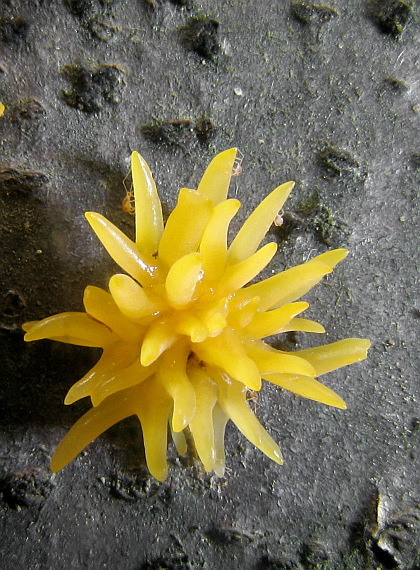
0;160;98;430
0;332;96;428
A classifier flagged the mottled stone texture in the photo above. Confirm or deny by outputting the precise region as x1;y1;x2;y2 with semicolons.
0;0;419;569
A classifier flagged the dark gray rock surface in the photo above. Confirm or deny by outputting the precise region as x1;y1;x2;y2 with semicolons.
0;1;419;568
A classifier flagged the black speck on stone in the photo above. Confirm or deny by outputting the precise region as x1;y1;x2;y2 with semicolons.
310;204;352;247
205;526;254;545
0;15;30;44
62;64;125;113
141;119;195;148
165;0;193;7
280;331;300;349
0;468;54;510
180;17;220;60
14;99;46;121
194;115;216;144
369;0;412;38
383;76;409;93
291;2;338;25
65;0;98;19
141;554;191;570
0;290;26;332
302;540;329;567
370;542;400;569
101;469;161;501
65;0;117;41
86;19;116;41
411;152;420;168
409;417;420;432
0;167;48;195
258;554;302;569
371;503;420;570
65;0;114;20
272;211;306;241
319;146;365;179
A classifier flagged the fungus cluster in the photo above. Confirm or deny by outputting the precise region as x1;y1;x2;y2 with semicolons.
23;149;370;480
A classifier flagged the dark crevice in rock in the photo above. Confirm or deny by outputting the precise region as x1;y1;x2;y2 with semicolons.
180;17;220;60
62;64;125;112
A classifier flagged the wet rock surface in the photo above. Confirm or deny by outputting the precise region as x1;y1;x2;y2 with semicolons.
0;0;419;568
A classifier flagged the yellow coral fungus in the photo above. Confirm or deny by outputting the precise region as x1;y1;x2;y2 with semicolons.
23;149;370;481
